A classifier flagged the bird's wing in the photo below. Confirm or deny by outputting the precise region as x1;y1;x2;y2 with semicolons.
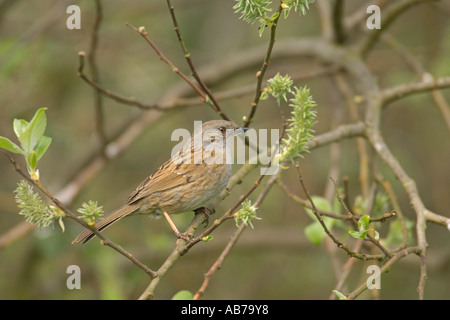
126;158;201;205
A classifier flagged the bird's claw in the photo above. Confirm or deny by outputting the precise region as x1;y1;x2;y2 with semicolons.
176;231;193;242
195;207;213;228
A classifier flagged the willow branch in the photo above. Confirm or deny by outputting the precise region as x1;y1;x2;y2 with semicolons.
2;150;156;278
332;0;346;44
77;52;163;110
193;173;278;300
88;0;107;150
243;4;283;127
330;177;393;258
359;0;437;56
346;246;421;300
126;23;212;109
166;0;230;121
185;174;265;251
381;76;450;106
296;163;384;261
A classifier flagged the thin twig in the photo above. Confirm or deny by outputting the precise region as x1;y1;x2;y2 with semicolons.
193;173;278;299
166;0;230;121
126;23;213;109
345;246;421;300
359;0;436;57
243;4;283;127
295;163;384;261
2;150;157;278
77;52;163;110
88;0;107;151
330;177;393;258
279;179;395;224
193;223;246;300
332;73;370;199
381;76;450;106
0;221;34;249
329;239;363;299
278;180;351;221
185;174;265;251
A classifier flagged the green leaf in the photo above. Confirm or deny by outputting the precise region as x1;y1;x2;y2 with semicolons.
348;230;362;239
17;107;47;154
58;216;65;232
372;230;380;240
304;221;325;246
202;235;213;242
172;290;193;300
34;136;52;161
269;12;280;21
27;150;37;172
332;290;347;300
358;215;371;232
305;216;334;245
13;119;29;138
258;24;266;37
349;215;380;240
0;136;25;154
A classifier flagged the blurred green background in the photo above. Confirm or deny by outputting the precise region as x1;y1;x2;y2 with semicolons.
0;0;449;299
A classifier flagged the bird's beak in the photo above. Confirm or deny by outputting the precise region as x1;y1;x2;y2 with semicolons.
237;126;250;133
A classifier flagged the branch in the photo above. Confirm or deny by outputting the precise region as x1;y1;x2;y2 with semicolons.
243;4;283;127
315;0;333;41
359;0;438;56
193;173;278;300
346;246;421;299
330;177;393;258
343;0;389;31
365;127;429;298
295;163;384;261
88;0;107;150
126;23;214;110
381;76;450;106
185;174;266;251
0;221;33;249
193;224;245;300
77;52;164;110
166;0;230;121
332;0;346;44
2;150;157;279
138;211;206;300
305;122;366;149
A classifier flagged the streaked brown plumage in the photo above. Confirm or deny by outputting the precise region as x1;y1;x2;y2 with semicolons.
72;120;245;244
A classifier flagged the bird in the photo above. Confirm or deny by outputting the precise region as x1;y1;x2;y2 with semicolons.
72;120;247;244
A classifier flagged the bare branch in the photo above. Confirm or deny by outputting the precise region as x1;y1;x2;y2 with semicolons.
381;76;450;106
243;4;283;127
166;0;230;121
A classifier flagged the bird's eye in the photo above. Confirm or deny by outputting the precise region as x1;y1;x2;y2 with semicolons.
219;127;225;132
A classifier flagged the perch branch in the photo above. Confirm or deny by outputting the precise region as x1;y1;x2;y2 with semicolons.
1;150;156;279
193;173;278;300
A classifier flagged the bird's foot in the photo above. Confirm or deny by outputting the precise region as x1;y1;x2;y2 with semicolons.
195;207;214;227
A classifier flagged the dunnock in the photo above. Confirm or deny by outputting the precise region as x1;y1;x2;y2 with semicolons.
73;120;247;244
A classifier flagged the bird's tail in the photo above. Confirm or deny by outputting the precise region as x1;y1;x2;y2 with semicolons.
72;204;139;245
